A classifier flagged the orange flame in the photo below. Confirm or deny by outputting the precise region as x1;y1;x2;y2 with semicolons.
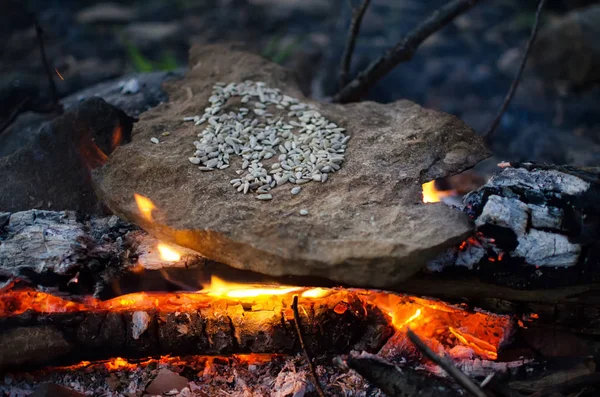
157;243;182;262
134;193;156;222
79;141;108;170
422;180;456;203
449;326;498;360
301;287;330;299
396;308;422;328
111;125;123;152
202;276;301;299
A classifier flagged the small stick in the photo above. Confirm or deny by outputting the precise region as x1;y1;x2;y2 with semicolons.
484;0;545;139
407;328;487;397
33;17;62;114
339;0;372;88
291;295;326;397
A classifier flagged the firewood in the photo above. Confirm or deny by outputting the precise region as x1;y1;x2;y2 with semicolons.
0;289;393;372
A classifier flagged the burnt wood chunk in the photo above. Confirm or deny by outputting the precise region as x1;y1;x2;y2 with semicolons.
0;97;135;214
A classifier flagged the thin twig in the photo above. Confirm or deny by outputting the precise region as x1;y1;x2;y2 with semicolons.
291;295;326;397
484;0;545;139
407;328;487;397
339;0;372;88
333;0;483;103
33;17;62;114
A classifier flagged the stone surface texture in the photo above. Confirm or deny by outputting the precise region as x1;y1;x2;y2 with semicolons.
93;44;490;288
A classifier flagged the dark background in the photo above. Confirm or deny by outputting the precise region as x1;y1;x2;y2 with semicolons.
2;0;600;167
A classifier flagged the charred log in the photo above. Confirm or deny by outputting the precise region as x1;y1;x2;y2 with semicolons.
344;351;455;397
0;290;393;372
429;164;600;290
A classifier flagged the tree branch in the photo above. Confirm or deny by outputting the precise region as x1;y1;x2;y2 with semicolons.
484;0;545;140
407;328;487;397
339;0;372;89
333;0;483;103
33;17;62;114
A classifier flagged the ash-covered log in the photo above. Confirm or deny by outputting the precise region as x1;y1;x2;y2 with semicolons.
0;209;206;297
0;289;393;372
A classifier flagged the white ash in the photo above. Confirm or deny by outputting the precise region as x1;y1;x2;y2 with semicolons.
131;311;150;340
476;195;529;236
184;81;348;198
514;229;581;267
490;168;590;196
528;203;563;230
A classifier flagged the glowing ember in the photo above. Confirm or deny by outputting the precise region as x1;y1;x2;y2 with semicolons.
55;68;64;80
52;354;281;374
203;276;301;299
422;180;456;203
157;243;182;262
134;193;156;222
396;308;422;328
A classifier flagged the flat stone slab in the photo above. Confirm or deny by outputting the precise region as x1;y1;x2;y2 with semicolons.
93;44;490;288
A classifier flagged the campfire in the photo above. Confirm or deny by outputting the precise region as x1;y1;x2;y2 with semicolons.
2;23;599;395
0;194;526;395
0;249;516;395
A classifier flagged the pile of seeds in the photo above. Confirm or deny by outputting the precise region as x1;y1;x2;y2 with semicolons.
184;81;348;200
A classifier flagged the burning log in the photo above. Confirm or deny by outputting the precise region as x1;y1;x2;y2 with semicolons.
0;288;394;371
0;281;514;374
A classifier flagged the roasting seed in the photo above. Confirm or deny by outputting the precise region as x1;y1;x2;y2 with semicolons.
150;137;159;144
257;194;273;200
299;209;309;216
185;81;349;199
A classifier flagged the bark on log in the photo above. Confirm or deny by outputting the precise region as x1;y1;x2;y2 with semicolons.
0;290;393;372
